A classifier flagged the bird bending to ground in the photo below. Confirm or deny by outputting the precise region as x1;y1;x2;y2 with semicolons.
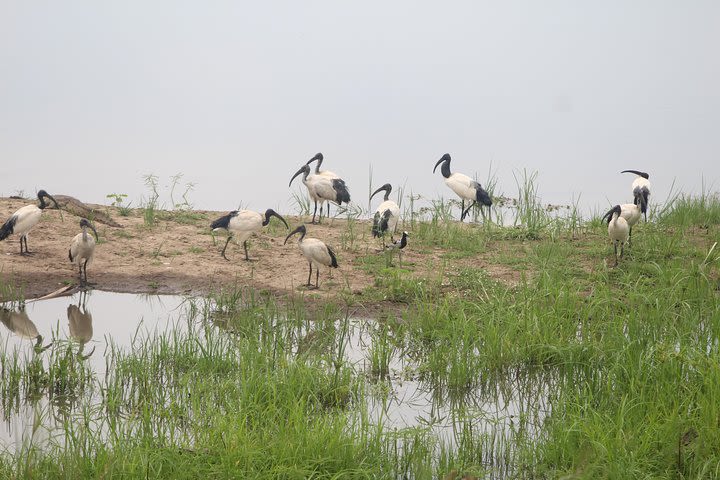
290;164;350;224
433;154;492;222
621;170;651;221
210;208;288;261
69;218;99;286
603;205;629;266
370;183;400;247
284;224;338;289
0;190;59;255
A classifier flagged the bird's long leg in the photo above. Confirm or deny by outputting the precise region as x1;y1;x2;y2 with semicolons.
220;236;233;260
614;241;619;266
243;241;250;261
316;268;320;288
19;237;24;255
628;227;633;247
82;259;89;285
462;201;476;222
311;201;318;224
620;242;625;258
460;200;465;221
307;262;313;287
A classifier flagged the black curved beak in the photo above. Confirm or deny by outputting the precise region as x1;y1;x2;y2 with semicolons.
89;223;99;242
266;209;289;229
284;225;305;245
289;166;307;187
34;335;53;354
78;345;96;361
433;157;445;173
621;170;649;179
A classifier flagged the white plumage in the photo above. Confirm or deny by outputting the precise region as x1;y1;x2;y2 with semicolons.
284;224;338;288
433;154;492;221
370;183;400;245
620;203;642;245
211;208;288;260
603;205;630;266
290;164;350;224
621;170;651;221
306;152;341;180
0;190;59;255
69;218;98;285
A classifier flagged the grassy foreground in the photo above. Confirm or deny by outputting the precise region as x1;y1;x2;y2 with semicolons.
0;194;719;479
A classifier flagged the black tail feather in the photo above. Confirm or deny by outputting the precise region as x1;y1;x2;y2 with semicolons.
326;245;338;268
211;211;236;230
332;179;351;204
0;216;17;241
476;186;492;206
372;210;391;237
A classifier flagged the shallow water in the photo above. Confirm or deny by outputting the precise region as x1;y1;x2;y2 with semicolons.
0;291;548;471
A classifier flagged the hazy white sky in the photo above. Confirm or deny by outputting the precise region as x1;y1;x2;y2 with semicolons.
1;1;718;215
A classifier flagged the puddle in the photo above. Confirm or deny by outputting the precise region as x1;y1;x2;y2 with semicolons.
0;291;188;452
0;291;549;473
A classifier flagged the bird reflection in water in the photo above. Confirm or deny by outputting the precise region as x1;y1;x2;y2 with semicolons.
0;303;53;353
67;290;95;360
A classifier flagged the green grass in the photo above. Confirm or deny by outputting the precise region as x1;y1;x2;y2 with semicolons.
1;194;719;478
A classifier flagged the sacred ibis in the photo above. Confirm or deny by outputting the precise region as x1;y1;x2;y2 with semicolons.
621;170;651;221
290;164;350;224
284;224;338;289
620;203;642;246
306;152;351;219
0;307;52;353
370;183;400;246
433;154;492;221
69;218;99;285
602;205;630;266
210;209;289;261
0;190;59;255
67;292;95;359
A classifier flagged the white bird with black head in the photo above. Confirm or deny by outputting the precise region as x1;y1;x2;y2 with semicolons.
284;224;338;289
67;291;96;359
621;170;651;221
603;205;630;266
433;154;492;222
305;152;351;219
210;209;289;261
0;189;59;255
69;218;99;286
370;183;400;247
290;164;351;224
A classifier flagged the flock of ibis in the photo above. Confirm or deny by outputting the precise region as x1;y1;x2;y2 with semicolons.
0;153;650;290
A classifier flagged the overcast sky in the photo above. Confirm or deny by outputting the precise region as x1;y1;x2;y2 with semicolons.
1;1;718;216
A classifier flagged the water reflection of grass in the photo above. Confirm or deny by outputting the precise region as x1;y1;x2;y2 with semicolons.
0;194;718;478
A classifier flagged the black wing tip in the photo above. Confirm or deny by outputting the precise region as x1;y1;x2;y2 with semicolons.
0;216;17;240
210;211;235;230
327;245;339;268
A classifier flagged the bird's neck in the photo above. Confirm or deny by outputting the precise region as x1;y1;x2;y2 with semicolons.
82;226;88;241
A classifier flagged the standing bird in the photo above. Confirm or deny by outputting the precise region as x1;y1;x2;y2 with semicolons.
306;152;351;219
603;205;630;266
620;203;642;246
433;154;492;222
69;218;99;286
290;164;350;224
370;183;400;246
0;189;59;255
621;170;651;221
284;224;338;289
211;209;289;261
